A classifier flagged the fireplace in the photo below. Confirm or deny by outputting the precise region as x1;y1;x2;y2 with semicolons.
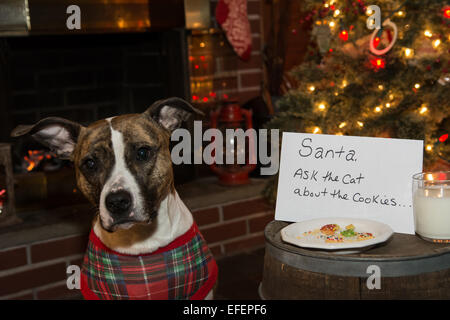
0;0;265;214
0;29;194;211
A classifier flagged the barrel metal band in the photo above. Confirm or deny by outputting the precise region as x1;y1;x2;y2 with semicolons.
266;241;450;277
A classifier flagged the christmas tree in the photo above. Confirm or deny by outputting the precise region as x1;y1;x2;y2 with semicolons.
265;0;450;203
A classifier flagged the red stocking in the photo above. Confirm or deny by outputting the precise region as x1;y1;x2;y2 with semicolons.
215;0;252;61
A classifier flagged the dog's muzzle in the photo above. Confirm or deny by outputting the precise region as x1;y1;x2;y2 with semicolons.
105;190;132;217
103;190;142;231
102;190;148;231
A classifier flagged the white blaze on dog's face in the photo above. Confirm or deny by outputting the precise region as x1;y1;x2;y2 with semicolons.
97;118;145;231
10;98;203;232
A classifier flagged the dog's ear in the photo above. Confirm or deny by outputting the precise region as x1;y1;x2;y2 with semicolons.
11;117;83;160
144;97;204;132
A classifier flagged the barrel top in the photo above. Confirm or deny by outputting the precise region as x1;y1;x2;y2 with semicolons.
266;220;450;262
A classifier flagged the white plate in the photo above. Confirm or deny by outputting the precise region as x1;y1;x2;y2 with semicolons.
280;218;394;252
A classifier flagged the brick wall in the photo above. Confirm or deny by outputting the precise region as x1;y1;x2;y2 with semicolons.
0;234;87;299
193;197;273;257
210;0;264;105
0;195;273;300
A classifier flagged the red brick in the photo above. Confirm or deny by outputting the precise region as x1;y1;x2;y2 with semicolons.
240;72;262;88
214;76;238;92
250;19;261;33
238;55;262;70
252;36;262;51
238;90;261;105
224;234;265;253
249;213;274;233
31;234;88;263
192;207;220;226
221;55;239;72
0;262;67;296
223;198;272;220
252;37;261;52
69;257;84;269
209;245;222;258
36;284;81;300
201;220;247;244
0;247;28;271
211;0;261;16
248;1;261;15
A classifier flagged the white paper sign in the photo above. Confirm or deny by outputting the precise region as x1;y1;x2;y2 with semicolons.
275;132;423;234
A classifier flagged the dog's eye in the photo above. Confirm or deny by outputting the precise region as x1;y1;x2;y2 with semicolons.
136;147;151;161
83;158;97;171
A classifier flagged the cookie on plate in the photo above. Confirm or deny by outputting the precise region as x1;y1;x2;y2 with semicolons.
320;224;340;236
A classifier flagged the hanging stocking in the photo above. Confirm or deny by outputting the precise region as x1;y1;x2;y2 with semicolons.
215;0;252;61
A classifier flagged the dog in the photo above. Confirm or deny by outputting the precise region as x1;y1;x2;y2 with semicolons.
11;97;218;300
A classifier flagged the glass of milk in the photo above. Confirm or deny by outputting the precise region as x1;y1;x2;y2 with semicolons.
413;171;450;242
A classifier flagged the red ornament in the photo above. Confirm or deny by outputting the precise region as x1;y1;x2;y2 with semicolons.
339;30;349;41
443;6;450;18
371;57;385;69
373;37;380;48
439;134;449;143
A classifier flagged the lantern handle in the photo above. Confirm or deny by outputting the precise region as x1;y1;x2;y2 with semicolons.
241;109;257;171
209;109;221;174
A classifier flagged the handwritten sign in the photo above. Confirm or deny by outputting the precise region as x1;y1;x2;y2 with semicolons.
275;133;423;234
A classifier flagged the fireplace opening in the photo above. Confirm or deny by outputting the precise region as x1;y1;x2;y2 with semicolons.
0;30;193;212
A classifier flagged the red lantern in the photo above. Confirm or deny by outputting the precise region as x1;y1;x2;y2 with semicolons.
209;101;256;185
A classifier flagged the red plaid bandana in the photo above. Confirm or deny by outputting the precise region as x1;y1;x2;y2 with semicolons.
81;222;217;300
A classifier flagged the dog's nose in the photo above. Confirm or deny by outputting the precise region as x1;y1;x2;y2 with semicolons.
105;191;132;215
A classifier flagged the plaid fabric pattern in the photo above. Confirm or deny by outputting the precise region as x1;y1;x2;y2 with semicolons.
81;226;217;300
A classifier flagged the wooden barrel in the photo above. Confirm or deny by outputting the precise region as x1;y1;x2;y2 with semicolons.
260;221;450;299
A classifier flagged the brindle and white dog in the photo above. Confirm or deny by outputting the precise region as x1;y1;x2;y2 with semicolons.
11;97;218;300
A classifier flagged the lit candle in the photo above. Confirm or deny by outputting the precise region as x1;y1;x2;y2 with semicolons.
413;172;450;242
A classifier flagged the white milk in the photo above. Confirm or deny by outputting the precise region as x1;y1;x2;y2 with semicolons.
413;187;450;240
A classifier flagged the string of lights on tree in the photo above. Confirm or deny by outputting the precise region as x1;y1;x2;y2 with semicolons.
268;0;449;166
